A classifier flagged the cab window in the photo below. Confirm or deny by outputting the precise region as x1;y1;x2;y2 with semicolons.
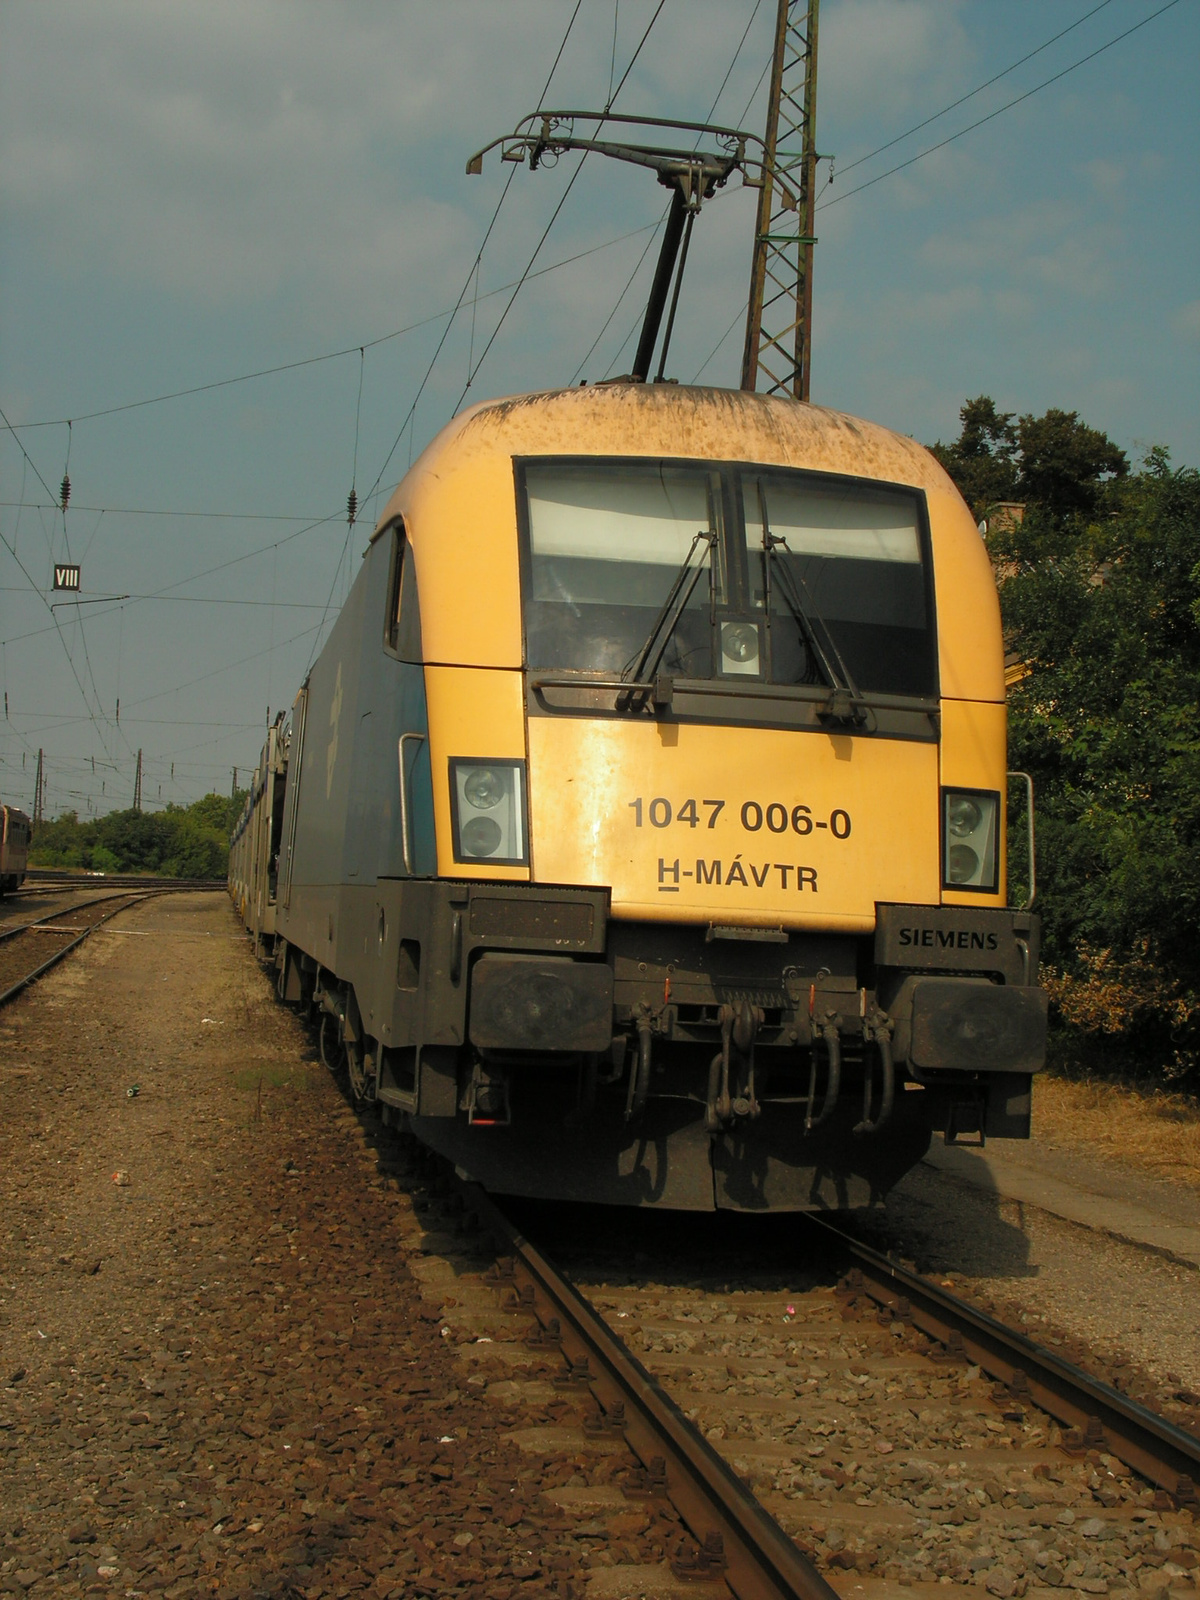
383;522;422;662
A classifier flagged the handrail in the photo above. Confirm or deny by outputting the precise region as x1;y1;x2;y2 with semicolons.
1007;770;1037;910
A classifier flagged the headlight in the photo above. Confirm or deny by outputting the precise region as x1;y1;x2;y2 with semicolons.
946;795;982;837
450;758;528;866
463;767;506;809
720;619;761;675
942;787;999;892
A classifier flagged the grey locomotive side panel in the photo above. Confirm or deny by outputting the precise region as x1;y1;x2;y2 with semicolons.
343;535;434;883
290;570;370;890
275;531;435;988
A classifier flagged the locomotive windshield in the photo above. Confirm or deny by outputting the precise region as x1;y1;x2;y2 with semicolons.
523;461;723;678
519;457;936;700
743;472;935;698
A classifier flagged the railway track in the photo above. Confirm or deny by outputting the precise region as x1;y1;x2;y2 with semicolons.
365;1119;1200;1600
0;891;157;1007
23;869;225;889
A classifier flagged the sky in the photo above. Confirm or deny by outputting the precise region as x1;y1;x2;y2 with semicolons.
1;0;1196;820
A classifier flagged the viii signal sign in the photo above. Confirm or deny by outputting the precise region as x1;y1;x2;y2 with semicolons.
53;564;81;591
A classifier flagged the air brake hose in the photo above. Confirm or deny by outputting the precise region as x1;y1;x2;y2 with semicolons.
624;1014;653;1122
854;1021;895;1135
633;1016;653;1117
705;1052;723;1133
805;1019;841;1133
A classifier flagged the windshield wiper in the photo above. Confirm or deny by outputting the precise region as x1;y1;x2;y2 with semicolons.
620;528;716;701
760;498;866;725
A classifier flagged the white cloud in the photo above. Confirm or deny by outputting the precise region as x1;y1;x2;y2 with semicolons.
821;0;973;124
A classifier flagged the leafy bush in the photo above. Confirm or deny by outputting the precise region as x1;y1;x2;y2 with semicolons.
30;791;246;879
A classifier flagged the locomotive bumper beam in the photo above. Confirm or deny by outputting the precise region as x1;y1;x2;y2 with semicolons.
874;903;1048;1142
469;953;613;1054
908;978;1047;1076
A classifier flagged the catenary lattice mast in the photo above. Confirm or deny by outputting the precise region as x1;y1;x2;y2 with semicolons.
741;0;820;401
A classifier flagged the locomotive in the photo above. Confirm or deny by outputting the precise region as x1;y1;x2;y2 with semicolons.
230;382;1045;1211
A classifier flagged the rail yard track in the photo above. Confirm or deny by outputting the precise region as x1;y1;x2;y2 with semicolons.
22;870;226;890
3;891;1197;1598
0;891;158;1007
367;1115;1200;1600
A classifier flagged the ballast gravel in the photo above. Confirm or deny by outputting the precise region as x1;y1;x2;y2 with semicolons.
0;894;704;1599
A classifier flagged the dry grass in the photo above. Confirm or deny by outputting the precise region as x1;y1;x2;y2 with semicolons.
1034;1074;1200;1193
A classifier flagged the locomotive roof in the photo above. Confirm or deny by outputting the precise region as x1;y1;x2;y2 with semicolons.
374;383;959;537
369;381;1001;702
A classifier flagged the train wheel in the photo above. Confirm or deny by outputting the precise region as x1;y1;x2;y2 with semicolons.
318;1012;342;1075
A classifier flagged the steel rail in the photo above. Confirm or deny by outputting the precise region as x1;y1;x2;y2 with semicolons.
0;890;150;944
0;892;157;1008
470;1185;838;1600
808;1215;1200;1505
25;870;224;888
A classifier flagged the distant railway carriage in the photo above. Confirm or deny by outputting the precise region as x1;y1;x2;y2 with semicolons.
229;720;288;954
1;803;31;894
231;383;1046;1211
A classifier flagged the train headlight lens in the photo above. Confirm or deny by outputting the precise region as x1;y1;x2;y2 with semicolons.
941;788;999;893
463;767;506;809
948;844;980;883
461;817;502;857
720;620;761;675
450;759;528;866
947;795;982;837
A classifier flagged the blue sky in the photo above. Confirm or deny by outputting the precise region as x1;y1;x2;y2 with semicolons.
2;0;1196;818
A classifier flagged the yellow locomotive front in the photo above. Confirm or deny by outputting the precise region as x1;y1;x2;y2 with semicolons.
270;382;1046;1211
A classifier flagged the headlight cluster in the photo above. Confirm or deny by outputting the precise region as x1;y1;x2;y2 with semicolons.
720;619;761;676
450;759;528;865
942;787;999;892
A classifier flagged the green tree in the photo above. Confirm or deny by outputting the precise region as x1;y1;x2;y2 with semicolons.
991;447;1200;1084
1016;408;1128;523
929;395;1018;514
932;396;1127;524
30;791;242;877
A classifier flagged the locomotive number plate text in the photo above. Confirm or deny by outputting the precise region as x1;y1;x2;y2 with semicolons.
628;795;852;839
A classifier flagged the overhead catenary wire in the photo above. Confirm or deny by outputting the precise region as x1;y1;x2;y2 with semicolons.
0;508;344;653
817;0;1183;213
5;4;1183;815
300;0;591;678
0;500;327;522
567;0;766;386
0;589;335;610
449;0;667;415
352;0;589;520
691;0;1185;381
0;409;121;747
4;214;660;436
832;0;1119;182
